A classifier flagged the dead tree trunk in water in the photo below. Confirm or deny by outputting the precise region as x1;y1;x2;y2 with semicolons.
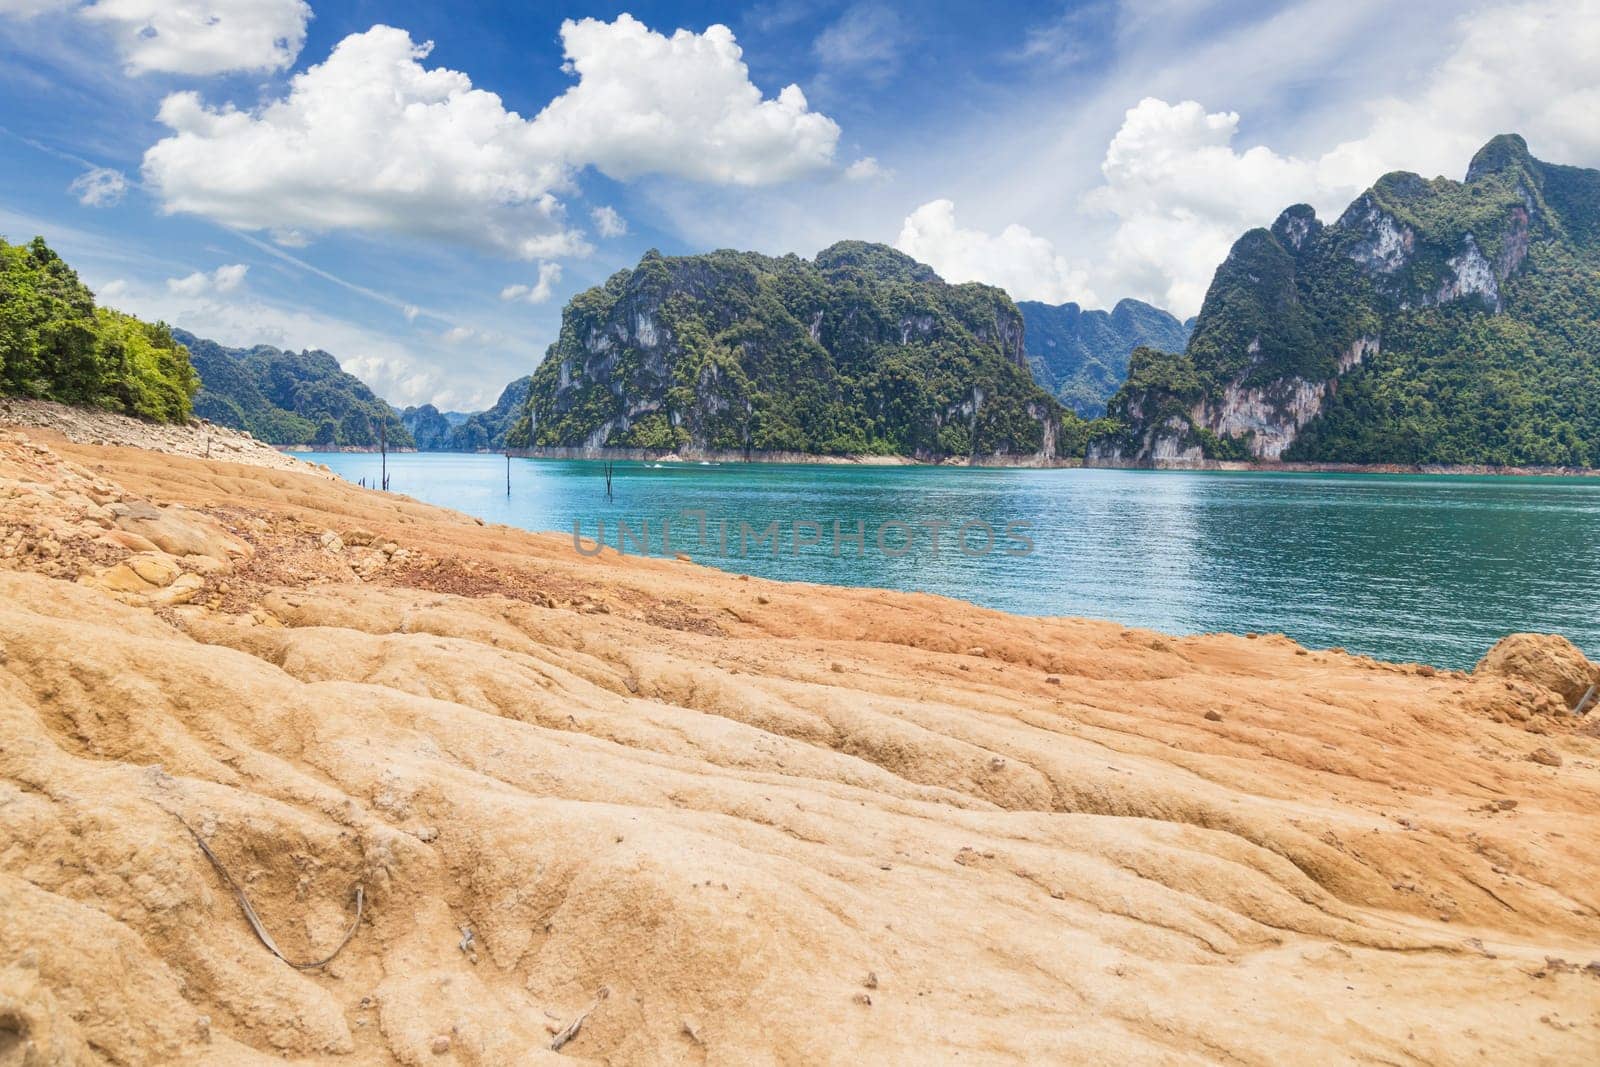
603;461;614;501
379;420;389;491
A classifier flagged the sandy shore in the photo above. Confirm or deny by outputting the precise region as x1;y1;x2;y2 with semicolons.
2;424;1598;1064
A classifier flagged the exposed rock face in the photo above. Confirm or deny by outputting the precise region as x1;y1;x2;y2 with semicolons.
1476;633;1599;710
1095;134;1600;467
4;429;1600;1063
1018;298;1192;417
526;243;1077;460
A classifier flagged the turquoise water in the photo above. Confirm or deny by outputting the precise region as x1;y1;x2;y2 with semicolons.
305;452;1600;669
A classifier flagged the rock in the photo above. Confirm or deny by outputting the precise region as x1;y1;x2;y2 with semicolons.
864;971;878;989
1475;634;1597;710
1045;675;1062;685
127;553;181;589
1527;747;1563;768
1204;710;1224;722
430;1034;451;1055
320;530;345;553
343;528;378;547
91;562;157;594
114;502;249;561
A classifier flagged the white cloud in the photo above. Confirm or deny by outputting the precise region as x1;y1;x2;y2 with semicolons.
80;0;311;76
142;17;840;258
166;262;248;295
895;199;1097;305
0;1;75;16
1082;98;1335;315
68;165;127;206
529;14;840;185
813;4;909;85
499;261;562;305
142;26;586;261
590;205;627;238
441;325;476;345
1081;0;1600;315
844;156;889;181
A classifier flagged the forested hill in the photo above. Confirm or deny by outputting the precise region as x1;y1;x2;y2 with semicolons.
175;329;413;449
525;242;1091;460
401;375;530;452
1096;134;1600;468
1018;298;1192;417
1;236;197;422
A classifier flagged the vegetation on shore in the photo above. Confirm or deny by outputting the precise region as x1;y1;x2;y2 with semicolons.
526;242;1092;459
1;236;197;423
176;329;413;449
1099;135;1600;467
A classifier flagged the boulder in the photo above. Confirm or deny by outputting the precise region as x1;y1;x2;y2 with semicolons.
127;553;181;589
1474;634;1598;710
111;502;249;562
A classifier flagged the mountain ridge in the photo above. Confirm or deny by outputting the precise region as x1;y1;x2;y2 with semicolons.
1018;297;1192;417
1093;134;1600;468
523;242;1092;461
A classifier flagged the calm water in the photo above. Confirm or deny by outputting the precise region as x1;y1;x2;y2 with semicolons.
306;452;1600;669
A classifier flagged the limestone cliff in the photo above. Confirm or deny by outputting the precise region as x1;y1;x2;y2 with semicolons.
525;243;1083;460
1094;134;1600;467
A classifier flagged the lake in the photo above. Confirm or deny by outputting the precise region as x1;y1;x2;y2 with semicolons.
304;451;1600;670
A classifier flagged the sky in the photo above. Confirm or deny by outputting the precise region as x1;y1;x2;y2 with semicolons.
1;0;1597;410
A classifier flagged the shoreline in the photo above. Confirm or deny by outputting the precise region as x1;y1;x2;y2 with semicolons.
506;444;1082;467
1084;456;1600;478
344;441;1600;478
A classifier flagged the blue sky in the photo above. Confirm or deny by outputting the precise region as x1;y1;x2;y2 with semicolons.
2;0;1597;409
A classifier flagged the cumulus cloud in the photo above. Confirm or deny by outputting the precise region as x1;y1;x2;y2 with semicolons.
141;17;839;259
1082;0;1600;315
68;165;127;207
895;199;1097;305
1082;98;1335;314
80;0;311;75
499;262;562;305
590;205;627;238
142;27;585;261
166;262;248;296
529;14;839;185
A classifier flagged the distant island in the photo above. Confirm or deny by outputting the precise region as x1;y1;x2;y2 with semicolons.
1096;134;1600;469
1018;298;1192;418
520;241;1095;462
400;376;529;453
176;329;412;450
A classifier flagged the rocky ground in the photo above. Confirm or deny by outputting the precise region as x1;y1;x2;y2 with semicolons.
0;397;330;476
1;426;1597;1065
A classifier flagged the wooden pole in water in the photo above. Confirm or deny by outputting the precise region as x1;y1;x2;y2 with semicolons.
506;452;511;496
380;419;388;491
